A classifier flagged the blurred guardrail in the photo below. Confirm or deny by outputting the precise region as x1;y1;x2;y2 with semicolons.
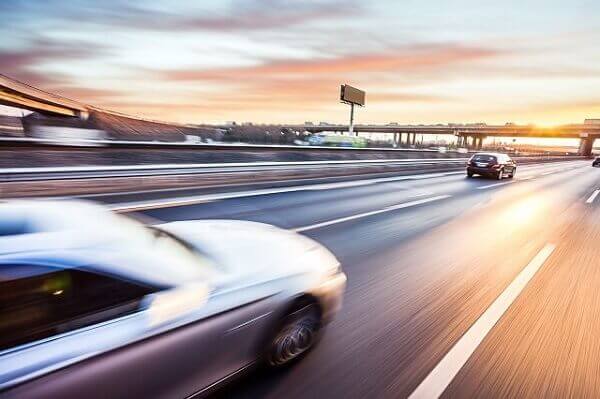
0;136;446;151
0;155;585;199
1;155;584;183
0;136;579;169
0;136;585;199
0;158;472;182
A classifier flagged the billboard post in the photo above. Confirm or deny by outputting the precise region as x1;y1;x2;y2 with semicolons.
349;103;355;136
340;84;365;136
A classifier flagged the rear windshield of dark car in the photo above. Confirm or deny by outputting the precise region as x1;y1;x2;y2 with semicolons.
471;155;497;162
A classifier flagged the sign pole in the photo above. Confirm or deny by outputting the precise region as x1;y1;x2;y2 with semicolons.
349;103;355;136
340;84;364;137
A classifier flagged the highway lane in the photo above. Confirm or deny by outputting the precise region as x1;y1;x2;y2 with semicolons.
126;160;599;398
443;183;600;397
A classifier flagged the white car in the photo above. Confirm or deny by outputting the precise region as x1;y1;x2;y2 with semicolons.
0;201;346;399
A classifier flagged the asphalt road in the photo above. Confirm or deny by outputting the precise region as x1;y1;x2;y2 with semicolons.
130;160;600;398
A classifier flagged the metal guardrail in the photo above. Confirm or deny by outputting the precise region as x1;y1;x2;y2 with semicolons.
0;136;450;152
0;158;471;182
0;156;584;183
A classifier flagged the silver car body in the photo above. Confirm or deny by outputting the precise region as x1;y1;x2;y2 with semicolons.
0;201;346;398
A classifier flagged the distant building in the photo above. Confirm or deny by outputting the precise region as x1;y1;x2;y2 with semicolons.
584;119;600;125
304;121;314;126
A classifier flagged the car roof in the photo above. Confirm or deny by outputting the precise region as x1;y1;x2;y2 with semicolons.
0;200;210;287
472;152;507;157
0;200;119;236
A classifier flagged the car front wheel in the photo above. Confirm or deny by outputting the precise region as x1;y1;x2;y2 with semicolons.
266;303;321;367
496;169;503;180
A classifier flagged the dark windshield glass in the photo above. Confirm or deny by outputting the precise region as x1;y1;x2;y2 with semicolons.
0;265;155;351
471;155;497;162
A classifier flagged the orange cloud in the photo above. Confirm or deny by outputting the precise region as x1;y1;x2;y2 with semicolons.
164;45;500;82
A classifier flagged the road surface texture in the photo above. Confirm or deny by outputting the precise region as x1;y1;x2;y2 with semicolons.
120;160;599;398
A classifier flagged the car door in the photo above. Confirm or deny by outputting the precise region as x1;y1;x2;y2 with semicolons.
0;261;231;399
208;284;280;377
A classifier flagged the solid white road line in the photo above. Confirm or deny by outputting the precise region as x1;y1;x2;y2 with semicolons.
111;186;307;212
586;189;600;204
292;195;451;232
408;243;556;399
109;173;461;212
81;171;464;200
476;181;515;190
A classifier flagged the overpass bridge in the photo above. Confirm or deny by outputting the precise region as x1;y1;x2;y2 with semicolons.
294;123;600;155
0;74;88;118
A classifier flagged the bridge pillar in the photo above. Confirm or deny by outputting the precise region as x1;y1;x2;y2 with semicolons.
578;136;595;156
393;133;399;147
469;136;477;149
477;137;484;149
411;133;416;145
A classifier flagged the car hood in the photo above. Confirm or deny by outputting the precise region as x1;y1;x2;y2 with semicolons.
158;219;339;283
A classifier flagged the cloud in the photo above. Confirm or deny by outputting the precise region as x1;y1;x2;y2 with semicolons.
0;39;106;88
165;0;362;32
91;44;495;121
0;37;123;106
163;44;500;82
2;0;362;33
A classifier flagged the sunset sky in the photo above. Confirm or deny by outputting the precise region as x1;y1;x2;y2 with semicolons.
2;0;600;125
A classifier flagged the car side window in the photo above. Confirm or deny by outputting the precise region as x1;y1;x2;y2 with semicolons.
0;264;157;351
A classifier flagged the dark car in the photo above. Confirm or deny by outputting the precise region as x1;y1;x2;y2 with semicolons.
466;152;516;179
592;157;600;167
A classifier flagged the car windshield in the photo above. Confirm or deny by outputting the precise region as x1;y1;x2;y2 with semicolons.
108;216;219;284
145;225;215;268
472;155;497;162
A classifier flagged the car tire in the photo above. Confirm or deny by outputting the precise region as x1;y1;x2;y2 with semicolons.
266;303;321;367
508;169;515;178
467;172;473;178
496;169;503;180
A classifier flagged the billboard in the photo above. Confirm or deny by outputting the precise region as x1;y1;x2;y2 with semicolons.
340;85;365;106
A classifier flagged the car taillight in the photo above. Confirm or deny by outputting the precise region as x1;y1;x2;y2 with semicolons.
491;164;501;169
